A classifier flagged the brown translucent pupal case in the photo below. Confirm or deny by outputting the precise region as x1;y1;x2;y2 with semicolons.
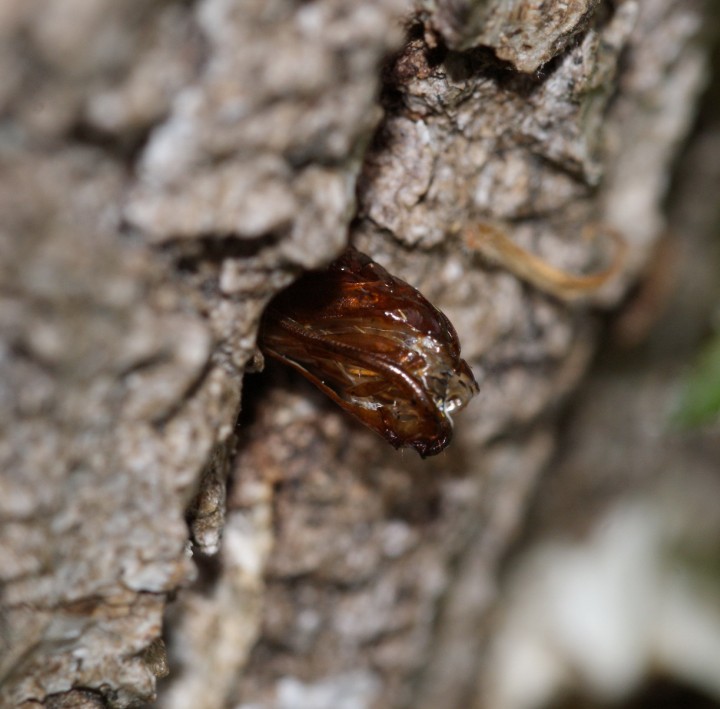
259;247;478;457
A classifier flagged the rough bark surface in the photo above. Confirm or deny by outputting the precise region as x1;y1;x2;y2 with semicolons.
479;68;720;707
0;1;709;708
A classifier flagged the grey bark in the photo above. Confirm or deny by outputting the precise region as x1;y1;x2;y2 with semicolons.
0;1;709;708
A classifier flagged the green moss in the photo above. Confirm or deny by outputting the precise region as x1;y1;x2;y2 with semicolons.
675;333;720;427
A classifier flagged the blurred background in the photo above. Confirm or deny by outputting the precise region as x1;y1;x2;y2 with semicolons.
480;25;720;709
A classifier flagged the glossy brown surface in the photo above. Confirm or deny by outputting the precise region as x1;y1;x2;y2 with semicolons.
259;247;478;457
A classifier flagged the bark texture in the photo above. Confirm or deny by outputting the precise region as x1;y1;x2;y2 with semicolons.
480;66;720;707
0;0;709;708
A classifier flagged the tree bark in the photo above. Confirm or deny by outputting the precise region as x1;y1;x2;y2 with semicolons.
0;1;710;707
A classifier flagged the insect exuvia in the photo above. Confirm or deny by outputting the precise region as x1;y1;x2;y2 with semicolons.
259;246;478;457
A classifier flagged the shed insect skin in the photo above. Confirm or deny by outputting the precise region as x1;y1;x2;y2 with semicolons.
259;247;478;457
258;225;621;454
